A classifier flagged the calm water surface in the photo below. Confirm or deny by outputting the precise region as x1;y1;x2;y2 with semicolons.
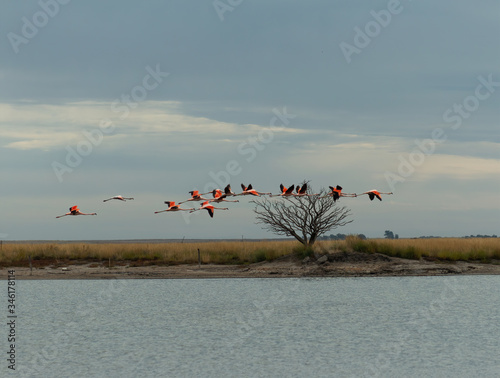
6;276;500;377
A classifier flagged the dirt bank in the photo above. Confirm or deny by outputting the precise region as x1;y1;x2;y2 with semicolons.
2;251;500;280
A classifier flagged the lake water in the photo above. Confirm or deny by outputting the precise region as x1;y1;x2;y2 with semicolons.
5;276;500;377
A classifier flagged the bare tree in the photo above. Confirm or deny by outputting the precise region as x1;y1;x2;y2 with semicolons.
252;185;353;246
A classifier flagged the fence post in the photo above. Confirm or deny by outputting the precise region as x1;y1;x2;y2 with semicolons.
198;248;201;268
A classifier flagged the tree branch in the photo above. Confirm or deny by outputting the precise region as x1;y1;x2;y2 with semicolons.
252;185;353;246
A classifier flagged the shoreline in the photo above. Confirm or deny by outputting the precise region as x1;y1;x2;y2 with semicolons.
2;252;500;279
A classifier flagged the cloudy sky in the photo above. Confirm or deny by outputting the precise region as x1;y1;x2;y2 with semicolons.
1;0;499;241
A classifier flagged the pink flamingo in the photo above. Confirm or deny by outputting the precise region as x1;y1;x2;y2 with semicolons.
189;201;229;218
239;184;271;197
272;184;295;197
356;189;393;201
320;185;356;201
179;190;211;204
154;201;194;213
210;189;239;203
295;183;307;196
103;195;134;202
294;183;318;197
56;205;97;218
223;184;237;197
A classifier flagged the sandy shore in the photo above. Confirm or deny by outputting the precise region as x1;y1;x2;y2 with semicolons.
2;251;500;279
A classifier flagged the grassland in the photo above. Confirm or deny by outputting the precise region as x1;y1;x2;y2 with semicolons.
1;237;499;267
340;236;500;262
0;240;296;266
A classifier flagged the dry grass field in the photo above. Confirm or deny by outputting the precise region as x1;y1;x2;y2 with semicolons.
1;237;499;266
0;240;296;266
337;236;500;261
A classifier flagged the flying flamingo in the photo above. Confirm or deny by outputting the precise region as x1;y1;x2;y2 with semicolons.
189;201;229;218
356;190;393;201
294;183;318;197
272;184;295;197
239;184;271;197
320;185;356;201
154;201;194;213
178;190;210;204
103;195;134;202
56;205;97;218
210;189;239;203
295;183;307;196
223;184;237;197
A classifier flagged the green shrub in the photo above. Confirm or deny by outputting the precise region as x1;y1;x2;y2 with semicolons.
401;246;421;260
253;249;268;263
293;245;314;259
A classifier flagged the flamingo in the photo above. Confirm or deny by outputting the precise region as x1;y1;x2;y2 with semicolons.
293;183;318;197
210;189;239;203
103;195;134;202
178;190;210;204
154;201;194;213
320;185;356;201
56;205;97;218
356;190;393;201
295;183;308;196
189;201;228;218
224;184;237;197
272;184;295;197
239;184;271;197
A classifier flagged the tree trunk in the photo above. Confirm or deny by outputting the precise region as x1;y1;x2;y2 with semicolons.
308;232;318;247
289;230;306;246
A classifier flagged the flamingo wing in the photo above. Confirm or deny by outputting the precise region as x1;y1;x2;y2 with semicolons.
241;183;246;191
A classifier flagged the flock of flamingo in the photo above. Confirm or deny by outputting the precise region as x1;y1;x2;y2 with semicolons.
55;183;393;219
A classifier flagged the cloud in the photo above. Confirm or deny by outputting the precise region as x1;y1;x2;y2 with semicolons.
416;154;500;181
0;101;308;152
